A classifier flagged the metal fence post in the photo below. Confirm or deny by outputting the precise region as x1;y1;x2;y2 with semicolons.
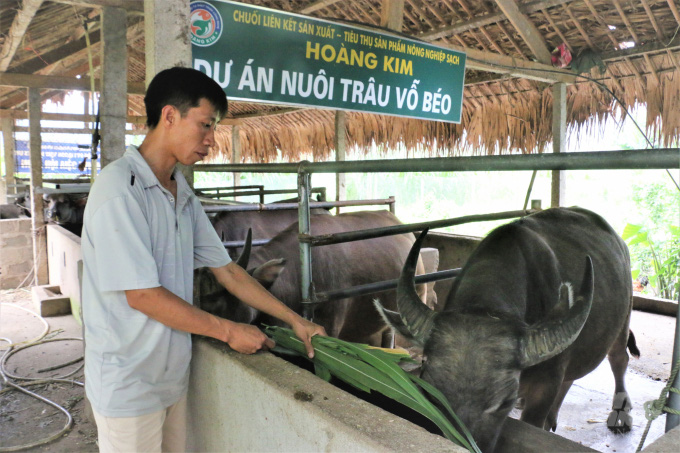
297;163;314;320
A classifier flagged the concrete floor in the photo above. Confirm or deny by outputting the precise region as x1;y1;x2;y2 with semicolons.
1;287;678;452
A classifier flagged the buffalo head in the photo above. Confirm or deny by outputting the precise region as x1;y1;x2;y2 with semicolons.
196;229;286;323
375;229;594;452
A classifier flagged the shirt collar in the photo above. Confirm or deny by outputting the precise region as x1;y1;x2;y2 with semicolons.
124;145;194;204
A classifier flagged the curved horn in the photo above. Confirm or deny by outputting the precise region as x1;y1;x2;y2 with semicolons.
235;228;252;269
397;228;437;344
520;256;594;368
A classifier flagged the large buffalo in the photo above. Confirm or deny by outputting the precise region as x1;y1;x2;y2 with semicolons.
43;193;87;236
376;207;636;452
211;197;330;259
198;210;426;346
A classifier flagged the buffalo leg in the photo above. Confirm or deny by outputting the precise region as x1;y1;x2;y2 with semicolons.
545;380;573;431
606;325;633;433
520;368;566;430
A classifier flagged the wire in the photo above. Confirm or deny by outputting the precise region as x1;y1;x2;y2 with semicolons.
466;56;680;192
0;298;85;451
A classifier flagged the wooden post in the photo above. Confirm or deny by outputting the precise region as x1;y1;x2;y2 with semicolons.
381;0;405;30
551;82;566;208
28;87;47;285
231;124;241;200
2;117;16;197
100;6;128;168
334;111;346;213
144;0;193;185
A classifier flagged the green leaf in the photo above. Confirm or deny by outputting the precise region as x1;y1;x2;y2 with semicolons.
622;223;644;241
627;231;649;246
631;269;640;280
314;362;332;382
263;326;480;452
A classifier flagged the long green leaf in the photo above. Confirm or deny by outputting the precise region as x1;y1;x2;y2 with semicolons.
264;327;480;452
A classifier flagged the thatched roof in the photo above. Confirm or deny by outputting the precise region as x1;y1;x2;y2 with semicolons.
2;0;679;162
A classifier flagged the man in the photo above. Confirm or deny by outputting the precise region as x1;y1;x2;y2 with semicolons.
81;67;325;452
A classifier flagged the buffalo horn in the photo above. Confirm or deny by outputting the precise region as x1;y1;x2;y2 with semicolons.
520;256;594;368
397;228;437;345
235;228;252;269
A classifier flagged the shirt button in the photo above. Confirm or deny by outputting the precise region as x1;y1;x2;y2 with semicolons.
169;196;175;202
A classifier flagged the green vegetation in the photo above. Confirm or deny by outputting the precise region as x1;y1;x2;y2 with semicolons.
265;326;481;452
622;223;679;300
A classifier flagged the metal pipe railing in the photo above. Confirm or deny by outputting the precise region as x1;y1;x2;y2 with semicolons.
197;185;264;192
199;187;326;200
301;209;536;247
203;197;395;213
314;269;461;303
195;149;679;174
223;239;270;248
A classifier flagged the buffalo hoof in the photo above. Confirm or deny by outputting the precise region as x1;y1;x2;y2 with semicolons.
607;392;633;433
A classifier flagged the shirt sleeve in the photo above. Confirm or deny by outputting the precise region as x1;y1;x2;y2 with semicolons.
88;195;161;292
192;197;231;269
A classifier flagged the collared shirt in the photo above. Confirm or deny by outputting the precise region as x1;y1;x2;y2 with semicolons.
81;145;230;417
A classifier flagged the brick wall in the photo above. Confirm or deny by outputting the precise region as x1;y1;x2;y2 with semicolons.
0;218;34;289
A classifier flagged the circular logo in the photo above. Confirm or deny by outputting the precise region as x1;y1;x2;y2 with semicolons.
190;2;223;47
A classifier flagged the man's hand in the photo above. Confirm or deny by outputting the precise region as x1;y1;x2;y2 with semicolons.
224;322;276;354
290;318;327;359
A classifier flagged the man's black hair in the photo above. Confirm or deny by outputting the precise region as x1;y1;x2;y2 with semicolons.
144;66;228;128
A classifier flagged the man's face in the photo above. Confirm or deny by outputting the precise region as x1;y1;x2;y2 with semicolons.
171;98;218;165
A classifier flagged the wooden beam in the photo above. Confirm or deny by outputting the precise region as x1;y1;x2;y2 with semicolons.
419;0;572;41
381;0;404;31
0;0;44;72
600;35;680;61
447;44;576;83
0;72;145;95
298;0;343;14
0;110;146;124
9;29;101;74
494;0;551;63
668;0;680;28
50;0;143;12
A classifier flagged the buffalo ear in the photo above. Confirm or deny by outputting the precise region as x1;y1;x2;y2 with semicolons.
251;258;286;289
519;256;594;368
373;299;422;345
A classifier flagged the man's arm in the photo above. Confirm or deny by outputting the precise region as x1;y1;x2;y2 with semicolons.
125;287;275;354
210;262;326;358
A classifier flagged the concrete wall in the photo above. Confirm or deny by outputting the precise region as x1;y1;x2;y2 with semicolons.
46;224;83;323
0;218;33;289
188;338;465;453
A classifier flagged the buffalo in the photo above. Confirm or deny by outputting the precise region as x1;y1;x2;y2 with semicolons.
375;207;637;452
43;193;87;236
198;210;426;346
211;196;331;259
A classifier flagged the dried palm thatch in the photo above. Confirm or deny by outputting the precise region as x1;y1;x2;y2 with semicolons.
1;0;679;161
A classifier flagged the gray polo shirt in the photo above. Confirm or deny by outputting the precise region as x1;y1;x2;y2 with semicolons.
81;145;231;417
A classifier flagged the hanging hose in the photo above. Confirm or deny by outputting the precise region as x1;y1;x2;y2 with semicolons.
636;359;680;451
0;305;85;452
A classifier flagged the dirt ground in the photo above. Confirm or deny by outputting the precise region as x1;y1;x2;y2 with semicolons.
0;286;678;452
0;288;97;452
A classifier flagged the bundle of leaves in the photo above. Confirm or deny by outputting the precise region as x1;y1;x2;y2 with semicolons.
265;326;480;452
623;223;679;300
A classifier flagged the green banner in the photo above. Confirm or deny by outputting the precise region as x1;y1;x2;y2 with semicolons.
190;0;466;123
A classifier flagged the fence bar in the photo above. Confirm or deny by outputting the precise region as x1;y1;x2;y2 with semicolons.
195;149;679;174
298;171;315;320
223;239;270;248
313;269;461;303
197;185;264;192
203;197;395;213
302;209;535;247
198;187;326;200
